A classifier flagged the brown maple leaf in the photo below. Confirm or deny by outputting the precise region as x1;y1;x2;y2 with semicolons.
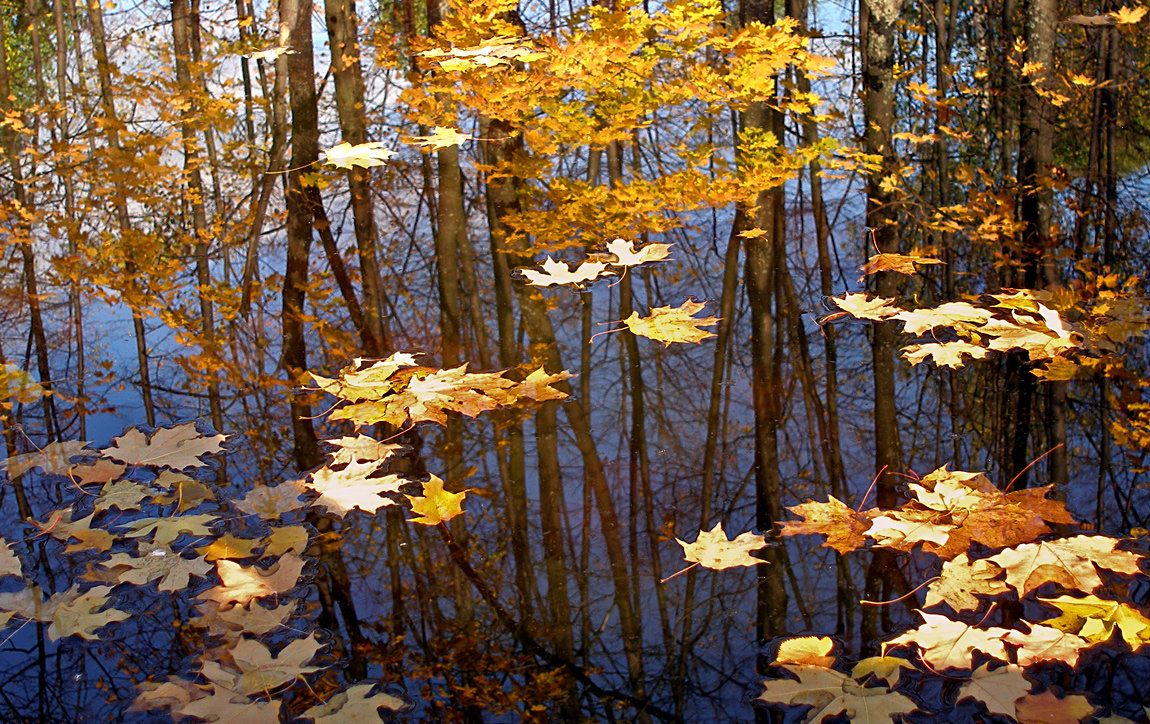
622;299;719;346
860;252;943;277
102;422;226;469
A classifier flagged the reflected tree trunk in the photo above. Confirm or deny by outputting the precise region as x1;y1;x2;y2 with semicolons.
860;0;906;649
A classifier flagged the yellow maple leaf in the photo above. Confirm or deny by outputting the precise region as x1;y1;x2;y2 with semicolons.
407;126;474;151
406;475;466;525
676;522;766;570
1111;5;1148;24
323;141;394;170
775;636;835;667
623;299;718;346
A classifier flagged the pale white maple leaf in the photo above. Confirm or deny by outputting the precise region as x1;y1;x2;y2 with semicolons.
323;141;394;170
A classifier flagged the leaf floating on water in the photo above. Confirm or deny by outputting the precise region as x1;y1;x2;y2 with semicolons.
623;299;719;346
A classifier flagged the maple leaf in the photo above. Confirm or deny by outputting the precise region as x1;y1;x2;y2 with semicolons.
200;633;323;695
780;496;870;554
776;636;836;668
69;458;126;486
303;683;406;722
623;299;719;346
1111;6;1148;24
677;523;766;570
102;422;226;469
100;544;212;591
0;585;48;625
119;513;217;546
515;367;572;401
407;126;474;150
243;44;292;60
1001;622;1091;667
896;302;992;335
860;252;943;277
517;256;614;287
175;690;281;723
850;656;917;687
197;534;262;561
406;475;467;525
323;141;394;169
924;553;1009;613
305;461;405;517
151;478;216;513
1038;594;1150;648
48;585;130;641
199;552;306;607
0;539;20;577
262;526;310;558
831;293;901;321
3;440;90;479
957;663;1031;719
130;677;209;714
40;508;114;552
233;480;308;519
94;479;154;511
192;600;298;638
1013;689;1097;724
757;664;918;722
987;536;1143;597
309;352;417;402
867;509;955;550
331;364;518;427
883;611;1011;669
902;341;989;369
324;434;404;465
604;238;673;267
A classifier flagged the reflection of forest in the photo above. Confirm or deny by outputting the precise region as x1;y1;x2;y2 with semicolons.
1;0;1150;719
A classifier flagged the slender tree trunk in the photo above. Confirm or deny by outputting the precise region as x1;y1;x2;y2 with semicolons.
85;0;156;427
480;116;537;619
171;0;224;434
279;0;366;678
324;0;389;355
740;0;789;644
860;0;905;649
0;21;59;445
